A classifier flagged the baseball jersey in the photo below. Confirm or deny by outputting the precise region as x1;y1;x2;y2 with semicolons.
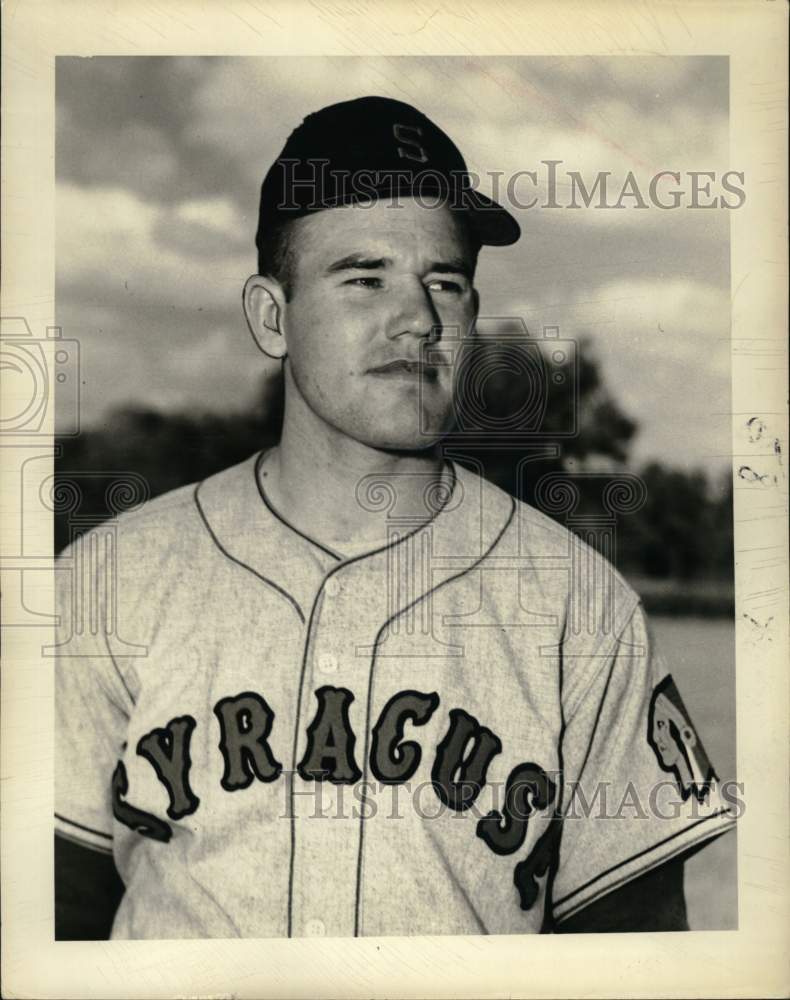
54;452;736;938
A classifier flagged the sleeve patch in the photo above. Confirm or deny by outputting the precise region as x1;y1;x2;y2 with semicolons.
648;675;717;803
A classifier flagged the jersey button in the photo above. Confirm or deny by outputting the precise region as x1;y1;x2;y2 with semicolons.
325;577;341;597
305;918;326;937
318;653;338;674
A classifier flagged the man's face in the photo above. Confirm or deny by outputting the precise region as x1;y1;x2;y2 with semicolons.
279;197;478;451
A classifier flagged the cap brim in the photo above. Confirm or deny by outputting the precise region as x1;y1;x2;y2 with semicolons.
461;190;521;247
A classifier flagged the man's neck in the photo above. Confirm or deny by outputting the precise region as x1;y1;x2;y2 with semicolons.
260;388;449;553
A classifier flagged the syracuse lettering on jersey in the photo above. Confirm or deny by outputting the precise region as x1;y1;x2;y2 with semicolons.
111;686;558;911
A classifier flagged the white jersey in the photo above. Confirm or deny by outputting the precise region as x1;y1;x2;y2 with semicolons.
55;453;735;938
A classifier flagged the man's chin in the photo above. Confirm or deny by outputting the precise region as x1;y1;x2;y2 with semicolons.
355;423;451;454
364;435;447;454
331;401;451;452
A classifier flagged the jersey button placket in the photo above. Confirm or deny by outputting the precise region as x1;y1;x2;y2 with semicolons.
291;566;365;938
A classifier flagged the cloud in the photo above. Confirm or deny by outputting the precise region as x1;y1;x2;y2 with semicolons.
58;182;255;310
57;55;730;213
176;197;244;232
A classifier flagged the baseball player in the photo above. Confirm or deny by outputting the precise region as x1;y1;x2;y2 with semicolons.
55;96;736;940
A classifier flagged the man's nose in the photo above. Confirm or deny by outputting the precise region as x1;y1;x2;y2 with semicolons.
387;281;440;341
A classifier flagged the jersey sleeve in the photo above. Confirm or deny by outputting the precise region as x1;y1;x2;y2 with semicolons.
552;602;736;925
54;534;135;855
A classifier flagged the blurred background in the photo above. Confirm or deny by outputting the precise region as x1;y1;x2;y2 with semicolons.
55;56;736;927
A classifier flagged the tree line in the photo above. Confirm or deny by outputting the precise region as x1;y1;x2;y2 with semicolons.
54;337;733;612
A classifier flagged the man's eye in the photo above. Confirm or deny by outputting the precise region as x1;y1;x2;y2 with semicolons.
426;279;463;293
346;277;383;288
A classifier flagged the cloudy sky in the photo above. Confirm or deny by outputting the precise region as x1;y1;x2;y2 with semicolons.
56;56;732;474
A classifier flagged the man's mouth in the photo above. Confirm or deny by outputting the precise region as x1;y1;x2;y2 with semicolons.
368;359;440;382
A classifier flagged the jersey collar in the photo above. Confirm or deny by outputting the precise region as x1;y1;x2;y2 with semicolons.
194;451;515;624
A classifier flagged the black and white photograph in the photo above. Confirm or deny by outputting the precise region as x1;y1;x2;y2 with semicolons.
1;3;787;999
50;53;745;942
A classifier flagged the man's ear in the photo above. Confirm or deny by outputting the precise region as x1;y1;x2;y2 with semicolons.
467;287;480;336
242;274;288;359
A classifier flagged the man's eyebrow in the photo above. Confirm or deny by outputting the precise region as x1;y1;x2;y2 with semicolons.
324;254;473;278
325;254;391;274
429;258;473;280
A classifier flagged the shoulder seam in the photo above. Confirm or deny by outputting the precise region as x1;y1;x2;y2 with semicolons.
562;593;644;726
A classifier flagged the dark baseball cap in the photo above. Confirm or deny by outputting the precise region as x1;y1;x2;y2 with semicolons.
256;96;521;250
